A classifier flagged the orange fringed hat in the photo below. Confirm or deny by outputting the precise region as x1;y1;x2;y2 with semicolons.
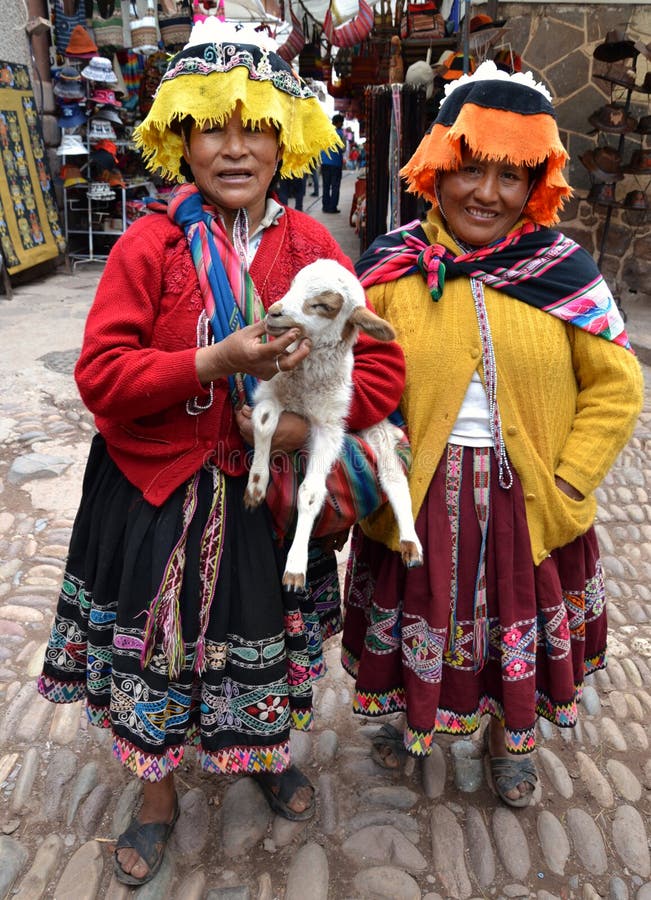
400;60;572;226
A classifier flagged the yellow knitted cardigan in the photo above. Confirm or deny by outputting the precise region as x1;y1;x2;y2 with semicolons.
361;212;644;565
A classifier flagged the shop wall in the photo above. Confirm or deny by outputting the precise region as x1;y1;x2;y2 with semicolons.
492;2;650;304
0;0;33;66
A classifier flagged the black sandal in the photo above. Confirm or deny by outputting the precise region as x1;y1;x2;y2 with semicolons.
113;796;180;886
252;766;315;821
370;723;407;770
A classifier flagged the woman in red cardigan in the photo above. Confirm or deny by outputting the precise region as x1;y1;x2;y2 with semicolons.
38;19;405;886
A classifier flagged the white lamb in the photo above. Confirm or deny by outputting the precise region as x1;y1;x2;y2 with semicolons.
244;259;423;590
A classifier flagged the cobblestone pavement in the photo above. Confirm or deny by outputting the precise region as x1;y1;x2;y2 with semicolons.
2;198;651;899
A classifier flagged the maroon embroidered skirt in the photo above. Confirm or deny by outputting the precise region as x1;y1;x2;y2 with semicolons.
341;445;607;756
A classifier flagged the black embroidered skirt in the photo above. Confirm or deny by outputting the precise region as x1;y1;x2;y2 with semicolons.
39;434;334;782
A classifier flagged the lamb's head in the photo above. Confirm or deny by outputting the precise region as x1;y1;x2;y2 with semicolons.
265;259;396;347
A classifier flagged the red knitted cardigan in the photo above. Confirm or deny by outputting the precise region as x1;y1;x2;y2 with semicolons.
74;208;406;506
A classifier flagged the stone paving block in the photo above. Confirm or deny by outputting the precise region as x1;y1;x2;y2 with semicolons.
537;810;570;875
11;746;40;813
53;839;104;899
12;833;63;900
429;805;472;899
285;842;329;900
48;700;83;745
612;806;651;877
492;808;530;881
566;808;608;875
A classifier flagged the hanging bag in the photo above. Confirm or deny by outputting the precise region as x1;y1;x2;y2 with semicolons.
322;0;374;49
277;7;306;63
298;20;324;80
373;0;396;39
399;0;446;40
157;0;193;51
130;0;160;55
350;41;382;91
92;0;125;53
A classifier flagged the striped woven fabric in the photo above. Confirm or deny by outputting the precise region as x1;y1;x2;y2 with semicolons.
266;430;412;539
277;9;305;62
356;219;633;351
323;0;374;48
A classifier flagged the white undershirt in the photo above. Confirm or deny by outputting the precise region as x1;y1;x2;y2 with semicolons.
448;370;493;447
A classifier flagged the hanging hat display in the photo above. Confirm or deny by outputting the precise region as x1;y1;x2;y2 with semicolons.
636;114;651;135
593;30;637;63
88;117;118;141
588;102;637;134
92;138;119;161
401;60;572;226
54;79;86;101
441;51;476;81
493;47;522;73
65;24;99;59
622;148;651;175
57;103;87;129
87;180;116;200
623;189;648;211
93;105;123;125
579;147;624;183
586;181;618;206
637;72;651;94
593;59;637;88
133;17;342;180
89;87;122;107
60;163;88;188
57;133;89;155
53;65;86;99
81;56;119;84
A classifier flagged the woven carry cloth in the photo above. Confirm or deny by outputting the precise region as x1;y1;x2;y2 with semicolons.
266;430;412;540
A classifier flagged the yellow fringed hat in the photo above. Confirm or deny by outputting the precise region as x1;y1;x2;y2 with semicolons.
401;61;572;226
133;19;342;181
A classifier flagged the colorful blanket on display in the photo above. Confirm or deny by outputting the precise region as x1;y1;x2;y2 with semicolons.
0;62;65;274
356;219;632;351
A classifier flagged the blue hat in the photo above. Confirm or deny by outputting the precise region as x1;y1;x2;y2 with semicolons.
57;103;87;129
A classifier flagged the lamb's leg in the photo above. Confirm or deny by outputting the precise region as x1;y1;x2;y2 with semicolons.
244;398;281;509
361;421;423;568
283;424;343;590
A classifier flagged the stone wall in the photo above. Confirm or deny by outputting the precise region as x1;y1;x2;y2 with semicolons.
0;0;33;66
494;3;650;306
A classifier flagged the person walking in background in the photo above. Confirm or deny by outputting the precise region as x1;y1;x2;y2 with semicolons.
321;112;345;213
310;162;320;197
342;61;644;808
276;174;306;211
38;18;406;886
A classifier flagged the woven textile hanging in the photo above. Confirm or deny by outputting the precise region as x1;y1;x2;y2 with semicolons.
362;83;427;251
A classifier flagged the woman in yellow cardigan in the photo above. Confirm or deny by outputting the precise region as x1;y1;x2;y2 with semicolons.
342;61;644;807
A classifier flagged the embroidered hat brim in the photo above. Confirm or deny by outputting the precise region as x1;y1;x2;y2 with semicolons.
133;41;342;180
400;61;571;227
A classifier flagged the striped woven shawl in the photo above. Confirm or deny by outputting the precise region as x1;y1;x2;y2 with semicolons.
356;218;632;351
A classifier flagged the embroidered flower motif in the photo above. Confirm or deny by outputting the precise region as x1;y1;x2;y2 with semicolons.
506;657;528;677
503;627;522;647
255;696;284;722
444;647;464;666
557;618;570;641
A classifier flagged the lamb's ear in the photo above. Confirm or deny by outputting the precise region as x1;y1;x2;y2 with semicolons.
347;306;396;341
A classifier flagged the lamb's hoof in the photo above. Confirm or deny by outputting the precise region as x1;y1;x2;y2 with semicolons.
400;541;423;568
282;571;306;591
244;487;265;509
